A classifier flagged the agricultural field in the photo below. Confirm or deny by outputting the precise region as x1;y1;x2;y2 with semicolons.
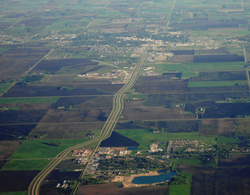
77;183;169;195
0;0;250;194
1;159;52;171
40;170;81;195
0;171;40;192
30;124;103;139
178;164;250;195
10;139;89;159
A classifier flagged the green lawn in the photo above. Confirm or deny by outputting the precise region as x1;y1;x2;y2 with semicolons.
161;62;245;75
125;94;148;100
169;184;191;195
188;80;247;87
217;136;239;145
0;97;59;104
2;159;51;171
11;139;89;159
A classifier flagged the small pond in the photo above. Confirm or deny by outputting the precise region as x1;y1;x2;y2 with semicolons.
127;147;138;150
131;171;177;185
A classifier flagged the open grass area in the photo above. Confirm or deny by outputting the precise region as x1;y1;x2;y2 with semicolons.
150;62;246;78
169;184;191;195
217;136;239;145
0;97;59;104
160;62;245;76
1;159;52;171
11;139;89;159
190;28;249;39
188;80;247;87
181;73;199;79
45;20;84;32
124;94;148;100
0;83;12;93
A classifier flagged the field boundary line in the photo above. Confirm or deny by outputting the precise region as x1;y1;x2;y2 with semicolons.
5;4;48;31
0;49;54;98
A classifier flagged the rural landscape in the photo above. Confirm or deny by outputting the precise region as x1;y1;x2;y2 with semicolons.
0;0;250;194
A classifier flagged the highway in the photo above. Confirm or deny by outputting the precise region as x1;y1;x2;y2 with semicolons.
28;49;147;195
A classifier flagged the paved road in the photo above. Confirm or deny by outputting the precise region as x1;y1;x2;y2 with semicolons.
28;50;147;195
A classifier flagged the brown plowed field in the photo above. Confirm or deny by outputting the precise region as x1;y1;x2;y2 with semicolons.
120;107;196;121
178;164;250;195
30;123;104;139
77;183;169;195
40;108;111;123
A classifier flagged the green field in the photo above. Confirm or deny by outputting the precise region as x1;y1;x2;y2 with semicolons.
11;139;89;159
169;184;191;195
1;159;52;171
190;28;249;40
116;129;151;146
0;97;59;104
45;20;85;32
0;83;12;93
125;94;148;100
188;80;247;87
55;66;84;75
159;62;246;77
217;136;239;145
117;130;217;150
0;48;7;54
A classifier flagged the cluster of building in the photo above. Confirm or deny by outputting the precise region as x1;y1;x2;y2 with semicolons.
90;45;143;54
86;147;132;175
147;52;173;62
87;157;101;174
116;36;153;42
188;36;221;48
96;147;132;157
40;31;76;47
149;143;163;153
167;139;217;154
172;139;199;148
56;180;71;189
72;148;92;165
40;31;77;41
175;104;184;107
77;68;133;84
142;66;159;76
0;34;35;44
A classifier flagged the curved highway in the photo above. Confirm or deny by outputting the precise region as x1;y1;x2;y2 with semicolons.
28;50;147;195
